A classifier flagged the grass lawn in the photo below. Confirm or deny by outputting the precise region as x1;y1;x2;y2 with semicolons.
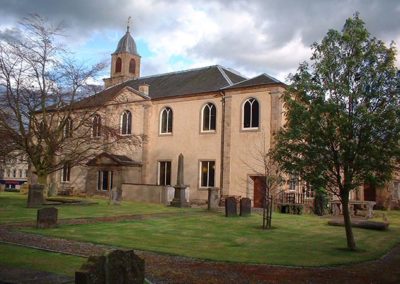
0;192;185;224
24;210;400;266
0;243;85;276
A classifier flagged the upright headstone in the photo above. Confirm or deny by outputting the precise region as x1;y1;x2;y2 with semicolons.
75;249;144;284
37;207;58;229
27;184;45;208
208;187;220;210
109;188;121;205
225;196;237;217
170;153;189;207
240;198;252;216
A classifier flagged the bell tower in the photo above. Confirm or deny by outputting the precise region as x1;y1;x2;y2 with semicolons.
104;17;141;88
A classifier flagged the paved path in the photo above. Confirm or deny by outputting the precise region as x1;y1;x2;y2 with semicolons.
1;213;400;283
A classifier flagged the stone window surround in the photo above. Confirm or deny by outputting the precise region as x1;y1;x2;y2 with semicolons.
199;160;216;189
200;102;217;133
241;97;260;131
159;106;173;135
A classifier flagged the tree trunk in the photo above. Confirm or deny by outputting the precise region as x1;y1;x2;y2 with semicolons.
37;174;47;185
341;192;356;250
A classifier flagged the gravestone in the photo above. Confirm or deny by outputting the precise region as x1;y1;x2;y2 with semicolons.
240;198;251;216
225;196;237;217
109;188;121;205
75;249;144;284
208;187;220;210
37;207;58;229
27;184;45;208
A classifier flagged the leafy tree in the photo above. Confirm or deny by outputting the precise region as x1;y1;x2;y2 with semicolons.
274;13;400;250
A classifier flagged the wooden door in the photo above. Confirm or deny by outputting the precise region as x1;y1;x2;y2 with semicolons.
253;176;265;208
363;183;376;201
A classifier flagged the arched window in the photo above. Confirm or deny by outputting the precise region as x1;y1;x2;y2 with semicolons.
201;103;216;132
129;59;136;74
115;57;122;73
160;107;173;134
243;98;259;129
64;117;73;138
92;114;101;138
120;110;132;135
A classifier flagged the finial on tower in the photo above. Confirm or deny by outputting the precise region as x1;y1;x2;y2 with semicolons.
127;16;131;32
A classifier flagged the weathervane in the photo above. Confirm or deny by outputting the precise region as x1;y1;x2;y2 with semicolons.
127;16;131;32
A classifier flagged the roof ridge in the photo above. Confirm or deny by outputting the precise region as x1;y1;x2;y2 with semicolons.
216;65;233;86
218;65;248;80
261;73;282;83
101;65;220;92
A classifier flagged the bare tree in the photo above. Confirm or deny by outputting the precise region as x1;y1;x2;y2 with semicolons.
243;130;283;229
0;14;139;192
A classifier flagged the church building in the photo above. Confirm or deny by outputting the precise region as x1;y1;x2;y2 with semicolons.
53;25;294;206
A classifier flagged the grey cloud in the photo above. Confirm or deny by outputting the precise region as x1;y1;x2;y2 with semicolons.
0;0;398;79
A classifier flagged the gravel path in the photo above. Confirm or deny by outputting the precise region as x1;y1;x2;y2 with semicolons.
1;213;400;283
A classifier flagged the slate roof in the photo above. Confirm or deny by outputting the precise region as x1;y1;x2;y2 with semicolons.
70;65;247;109
223;73;283;90
113;31;139;56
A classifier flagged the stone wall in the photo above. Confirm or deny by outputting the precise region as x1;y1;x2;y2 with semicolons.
122;184;173;204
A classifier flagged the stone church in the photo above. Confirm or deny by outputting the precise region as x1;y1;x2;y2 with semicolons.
53;26;400;208
53;25;286;206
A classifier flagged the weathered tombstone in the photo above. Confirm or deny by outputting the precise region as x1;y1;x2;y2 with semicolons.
75;249;144;284
109;188;121;205
225;196;237;217
207;187;220;210
240;198;251;216
27;184;45;208
37;207;58;229
170;153;189;207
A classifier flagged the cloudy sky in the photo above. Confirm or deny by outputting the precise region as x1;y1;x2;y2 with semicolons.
0;0;399;82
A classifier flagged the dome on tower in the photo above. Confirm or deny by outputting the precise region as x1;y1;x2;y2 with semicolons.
113;30;139;56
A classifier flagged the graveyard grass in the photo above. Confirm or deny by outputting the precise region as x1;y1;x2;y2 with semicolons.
0;243;85;275
0;192;186;224
24;211;400;266
1;192;400;269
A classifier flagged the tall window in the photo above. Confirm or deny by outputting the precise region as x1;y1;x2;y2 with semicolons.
158;161;172;186
129;59;136;74
201;103;216;132
92;114;101;137
115;57;122;73
243;98;259;129
62;163;71;182
160;107;173;134
64;117;73;138
120;110;132;135
97;170;113;191
200;161;215;187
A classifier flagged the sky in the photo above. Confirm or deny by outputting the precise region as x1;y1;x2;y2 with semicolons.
0;0;399;83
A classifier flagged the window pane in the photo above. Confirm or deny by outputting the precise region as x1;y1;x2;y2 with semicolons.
127;112;132;134
159;162;166;185
161;110;167;133
244;101;251;128
97;171;101;190
201;162;208;187
159;161;172;185
166;162;171;185
122;113;127;134
203;106;210;131
252;100;259;127
209;161;215;187
168;110;173;133
210;104;216;130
